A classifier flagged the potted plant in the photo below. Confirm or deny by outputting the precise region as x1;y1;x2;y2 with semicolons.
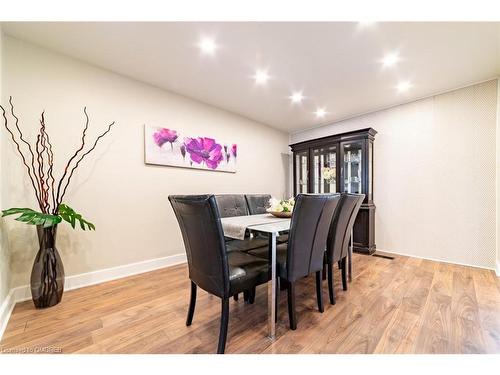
0;97;115;308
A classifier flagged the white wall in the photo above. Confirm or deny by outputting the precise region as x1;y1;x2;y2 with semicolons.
0;27;15;339
291;80;498;270
0;26;12;306
1;36;290;288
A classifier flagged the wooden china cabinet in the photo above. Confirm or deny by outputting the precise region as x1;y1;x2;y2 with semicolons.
290;128;377;255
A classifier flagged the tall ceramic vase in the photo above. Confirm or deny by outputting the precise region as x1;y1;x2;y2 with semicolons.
31;225;65;308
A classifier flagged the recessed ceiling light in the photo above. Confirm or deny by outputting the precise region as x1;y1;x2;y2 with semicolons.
396;81;412;92
382;52;400;67
315;108;327;118
254;69;270;85
289;91;304;104
198;37;217;55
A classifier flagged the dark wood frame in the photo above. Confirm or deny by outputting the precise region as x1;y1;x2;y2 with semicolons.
290;128;377;254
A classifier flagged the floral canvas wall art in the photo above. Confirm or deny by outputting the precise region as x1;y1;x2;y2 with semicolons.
144;125;237;172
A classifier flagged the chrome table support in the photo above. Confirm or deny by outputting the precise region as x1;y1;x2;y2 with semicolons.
267;232;277;340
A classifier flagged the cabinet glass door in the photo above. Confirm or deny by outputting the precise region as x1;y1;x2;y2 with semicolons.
368;141;373;201
312;145;337;193
342;141;363;194
295;150;309;194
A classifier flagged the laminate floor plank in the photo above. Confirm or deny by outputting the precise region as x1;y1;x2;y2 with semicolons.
412;263;453;353
450;267;487;353
472;269;500;353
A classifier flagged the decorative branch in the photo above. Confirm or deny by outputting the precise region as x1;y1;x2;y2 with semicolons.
54;107;90;212
36;134;48;212
37;112;51;213
41;113;56;212
0;102;44;212
8;97;44;209
1;97;116;223
57;121;115;209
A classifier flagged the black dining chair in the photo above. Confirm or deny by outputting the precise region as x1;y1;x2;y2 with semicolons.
245;194;272;215
169;194;270;354
245;194;289;246
248;193;340;330
325;193;364;305
214;194;249;217
215;194;268;255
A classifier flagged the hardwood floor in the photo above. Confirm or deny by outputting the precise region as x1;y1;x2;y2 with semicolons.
1;252;500;354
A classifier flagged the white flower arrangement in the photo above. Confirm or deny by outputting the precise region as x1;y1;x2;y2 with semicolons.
267;197;295;213
322;167;336;182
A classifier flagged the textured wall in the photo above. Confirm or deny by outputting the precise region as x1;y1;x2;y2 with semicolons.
291;80;498;269
2;37;290;288
497;79;500;272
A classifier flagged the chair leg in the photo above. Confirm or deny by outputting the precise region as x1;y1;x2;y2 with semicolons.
327;263;336;305
315;271;324;313
280;279;287;291
322;263;327;280
248;287;256;304
233;294;239;301
243;290;249;302
287;282;297;330
341;257;348;291
217;297;230;354
186;281;197;326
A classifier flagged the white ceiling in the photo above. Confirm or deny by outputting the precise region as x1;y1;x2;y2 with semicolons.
2;22;500;133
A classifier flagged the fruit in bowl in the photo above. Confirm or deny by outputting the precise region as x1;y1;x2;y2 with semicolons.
267;197;295;218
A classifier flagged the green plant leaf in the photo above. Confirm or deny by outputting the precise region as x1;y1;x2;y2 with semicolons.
1;208;62;228
57;203;95;231
2;207;34;216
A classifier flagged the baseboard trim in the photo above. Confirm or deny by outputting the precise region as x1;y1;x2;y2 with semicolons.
496;260;500;277
0;289;16;341
0;252;187;340
376;248;497;273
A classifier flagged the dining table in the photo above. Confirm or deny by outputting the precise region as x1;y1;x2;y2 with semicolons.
220;213;353;340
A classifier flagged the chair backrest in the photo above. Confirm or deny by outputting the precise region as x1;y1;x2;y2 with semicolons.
215;194;248;218
169;195;229;298
286;194;341;281
245;194;272;215
326;193;364;263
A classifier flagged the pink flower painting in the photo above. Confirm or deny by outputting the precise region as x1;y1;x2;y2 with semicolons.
184;137;224;170
145;125;236;173
153;128;178;148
